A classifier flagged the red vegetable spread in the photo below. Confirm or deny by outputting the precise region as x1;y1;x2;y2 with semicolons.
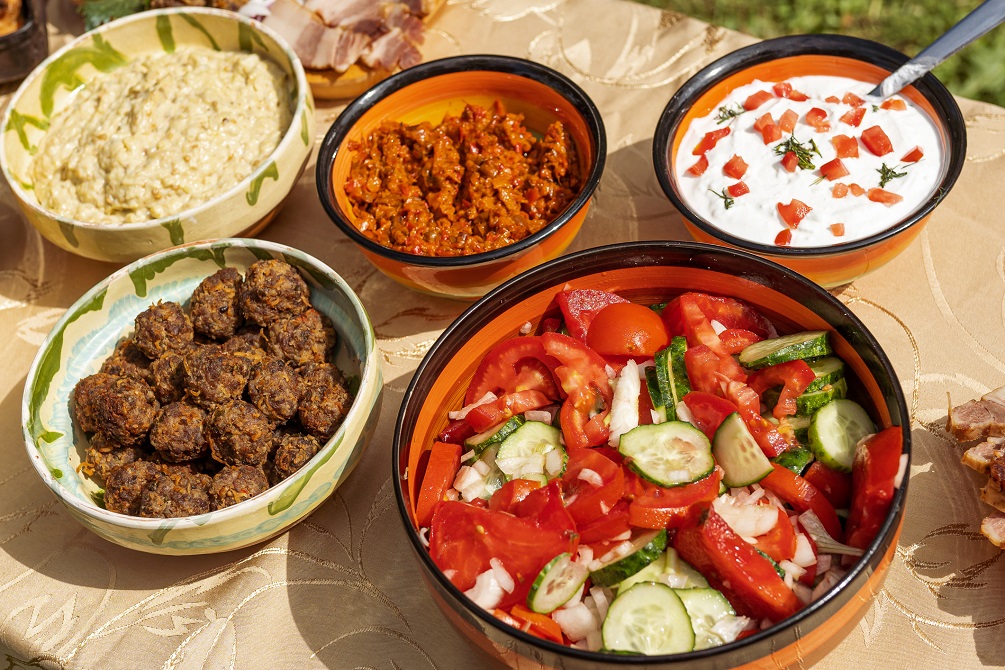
344;101;582;257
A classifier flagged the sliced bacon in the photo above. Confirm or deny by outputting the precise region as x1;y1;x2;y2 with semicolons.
382;2;425;43
306;0;380;28
361;27;422;70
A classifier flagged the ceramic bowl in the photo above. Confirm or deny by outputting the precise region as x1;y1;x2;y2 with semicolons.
316;54;606;300
392;241;909;668
653;34;965;288
22;239;382;555
0;8;315;264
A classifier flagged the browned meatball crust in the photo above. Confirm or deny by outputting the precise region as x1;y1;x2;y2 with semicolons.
149;350;188;404
190;267;244;340
100;339;153;384
247;357;301;423
267;308;337;365
93;375;160;447
104;460;164;515
298;362;352;442
149;402;208;463
272;433;322;481
81;443;146;480
206;399;275;467
138;470;213;518
133;301;194;359
73;372;118;434
183;344;252;408
210;465;270;509
239;260;310;326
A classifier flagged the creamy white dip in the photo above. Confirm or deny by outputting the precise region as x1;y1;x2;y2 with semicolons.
32;47;293;225
674;75;943;247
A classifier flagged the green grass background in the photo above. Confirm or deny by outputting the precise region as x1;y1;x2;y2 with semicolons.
633;0;1005;107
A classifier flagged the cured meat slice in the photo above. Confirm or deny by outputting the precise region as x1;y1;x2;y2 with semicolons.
981;512;1005;548
947;386;1005;441
263;0;370;72
961;437;1005;474
360;27;421;71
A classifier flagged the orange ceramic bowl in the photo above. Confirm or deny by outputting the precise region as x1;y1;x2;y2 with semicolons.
393;241;910;668
653;35;965;288
316;54;605;300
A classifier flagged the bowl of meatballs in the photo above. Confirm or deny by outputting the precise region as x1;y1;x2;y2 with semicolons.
21;238;382;555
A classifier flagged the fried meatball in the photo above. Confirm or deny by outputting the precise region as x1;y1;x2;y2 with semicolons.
247;357;301;423
133;301;194;359
73;372;119;434
209;465;269;510
221;325;268;365
149;349;188;404
206;399;274;467
297;362;352;441
183;344;252;408
190;267;243;340
149;402;208;463
239;260;310;326
100;339;153;383
267;308;337;365
81;443;146;480
92;375;160;447
138;470;212;518
272;433;322;481
104;460;163;515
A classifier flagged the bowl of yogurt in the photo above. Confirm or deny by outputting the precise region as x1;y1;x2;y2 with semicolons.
653;34;966;288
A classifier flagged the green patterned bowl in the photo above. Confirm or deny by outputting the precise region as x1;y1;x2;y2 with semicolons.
0;8;315;263
21;239;382;555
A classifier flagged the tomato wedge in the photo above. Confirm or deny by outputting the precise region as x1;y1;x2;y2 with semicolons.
819;158;850;182
753;507;798;563
753;113;774;132
693;128;731;155
555;288;629;342
718;328;762;355
831;134;859;158
465;336;561;405
438;418;476;445
866;188;904;206
415;441;463;527
561;447;625;525
777;199;811;228
747;359;816;419
845;426;903;550
760;463;844;541
663;292;774;340
744;90;774;111
803;460;852;510
788;89;809;102
675;506;802;621
489;478;544;513
839;107;866;128
542;332;613;450
586;302;669;358
860;125;893;156
723;154;749;179
724;381;791;458
464;389;552;432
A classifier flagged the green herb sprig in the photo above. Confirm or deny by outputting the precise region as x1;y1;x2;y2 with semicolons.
715;103;745;124
773;135;822;170
877;163;908;188
709;187;735;210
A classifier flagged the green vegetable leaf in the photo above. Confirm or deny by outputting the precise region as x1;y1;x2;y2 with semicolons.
877;162;908;188
708;187;735;210
79;0;150;31
715;103;745;124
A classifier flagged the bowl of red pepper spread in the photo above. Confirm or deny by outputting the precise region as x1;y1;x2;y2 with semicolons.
392;241;909;668
653;35;965;288
316;54;605;300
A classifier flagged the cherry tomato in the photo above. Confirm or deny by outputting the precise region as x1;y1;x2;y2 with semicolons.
803;460;852;510
760;463;844;541
464;389;553;432
693;128;731;155
753;507;798;563
805;107;830;131
744;90;774;111
831;134;859;158
723;154;749;179
561;447;625;526
542;332;613;450
845;426;903;551
860;125;893;156
555;288;629;342
777;199;812;228
820;158;850;181
415;441;463;527
464;336;561;405
682;391;738;441
778;109;798;133
676;506;803;621
586;303;669;358
747;360;816;419
867;188;904;206
901;146;924;162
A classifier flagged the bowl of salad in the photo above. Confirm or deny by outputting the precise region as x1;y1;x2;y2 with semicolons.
652;34;965;288
392;241;909;667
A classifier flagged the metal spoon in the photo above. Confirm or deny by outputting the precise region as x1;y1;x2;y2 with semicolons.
869;0;1005;99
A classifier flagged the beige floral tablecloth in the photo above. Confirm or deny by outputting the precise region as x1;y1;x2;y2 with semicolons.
2;0;1005;667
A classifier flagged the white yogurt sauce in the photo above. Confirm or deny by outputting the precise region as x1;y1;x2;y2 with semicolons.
674;75;943;247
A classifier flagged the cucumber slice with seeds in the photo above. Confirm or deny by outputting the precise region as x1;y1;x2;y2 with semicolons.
528;553;589;613
590;529;668;587
771;445;813;475
712;412;773;487
602;582;695;655
795;377;848;416
675;588;737;651
645;367;667;423
739;330;831;369
463;415;526;462
804;356;846;394
495;421;567;481
618;422;714;488
808;398;877;472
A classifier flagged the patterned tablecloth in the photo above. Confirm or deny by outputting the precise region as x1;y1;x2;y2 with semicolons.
2;0;1005;667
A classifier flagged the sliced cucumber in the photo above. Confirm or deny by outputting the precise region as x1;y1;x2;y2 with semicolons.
476;446;507;499
655;337;691;422
739;330;831;369
527;552;589;613
590;529;668;587
786;414;813;444
664;547;709;588
463;415;525;462
645;367;667;423
602;582;695;655
795;377;848;416
712;412;773;487
808;398;877;472
675;588;737;651
771;445;814;475
618;548;709;593
618;422;714;488
804;356;846;394
495;421;567;481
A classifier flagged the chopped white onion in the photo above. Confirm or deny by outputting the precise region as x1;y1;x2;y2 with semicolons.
448;392;498;420
650;409;663;424
418;527;430;548
444;488;459;502
779;559;806;581
710;615;753;644
608;360;641;447
713;495;780;539
576;545;594;565
464;569;505;611
545;448;565;477
589;586;612;622
611;529;632;542
443;569;457;581
710;319;727;335
237;0;273;19
553;602;598;642
453;466;482;492
560;581;586;609
791;533;818;568
578;468;604;488
461;449;476;463
519;321;533;335
894;453;909;488
471;459;491;476
525;409;553;424
816;554;833;574
489;558;515;594
676;400;695;425
584;630;604;652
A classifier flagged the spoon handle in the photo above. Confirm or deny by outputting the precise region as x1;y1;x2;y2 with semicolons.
869;0;1005;98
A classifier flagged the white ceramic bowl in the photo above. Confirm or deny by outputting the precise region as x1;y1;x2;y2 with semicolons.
22;239;382;555
1;8;315;263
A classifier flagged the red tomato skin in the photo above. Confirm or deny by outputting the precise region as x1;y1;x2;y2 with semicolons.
663;292;774;341
803;460;852;509
415;441;463;527
777;199;812;228
845;426;903;550
831;134;860;158
555;289;629;342
723;154;749;179
726;181;749;198
866;188;904;206
542;332;613;450
780;151;798;173
509;604;564;644
747;359;816;419
438;418;476;445
774;229;793;246
861;125;894;156
778;109;798;133
464;389;552;432
839;107;866;127
675;506;803;621
761;463;844;540
901;146;924;162
805;107;831;131
682;391;738;441
465;336;561;405
693;128;731;155
687;154;709;176
724;381;792;458
753;507;798;563
578;500;631;543
829;223;846;236
489;478;544;513
561;447;626;525
820;158;850;181
718;328;761;354
744;90;774;111
586;303;669;358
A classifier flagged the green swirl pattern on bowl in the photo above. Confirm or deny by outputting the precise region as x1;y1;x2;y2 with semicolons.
21;239;382;555
0;8;316;263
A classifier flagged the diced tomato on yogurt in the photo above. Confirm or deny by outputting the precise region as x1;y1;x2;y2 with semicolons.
820;158;850;181
860;125;894;156
777;199;812;228
723;154;749;179
866;188;904;205
839;107;866;127
693;127;731;155
744;90;774;111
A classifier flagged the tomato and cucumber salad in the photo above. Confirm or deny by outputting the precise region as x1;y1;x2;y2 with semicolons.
416;288;904;655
